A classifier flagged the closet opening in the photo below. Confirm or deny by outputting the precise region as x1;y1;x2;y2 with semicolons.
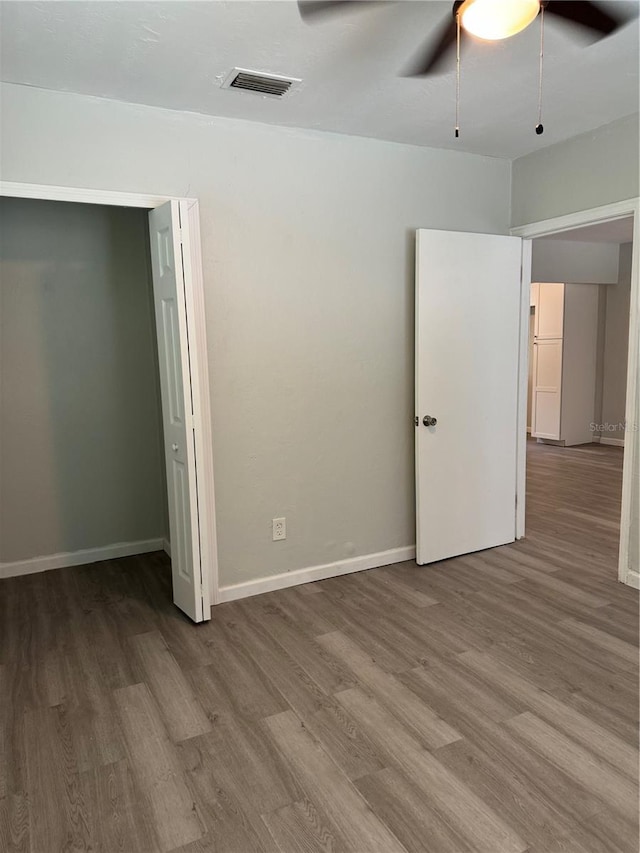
0;189;216;621
526;217;634;583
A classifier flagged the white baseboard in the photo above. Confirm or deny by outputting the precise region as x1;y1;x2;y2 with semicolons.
598;437;625;447
217;545;416;604
0;538;165;580
624;570;640;590
163;538;171;557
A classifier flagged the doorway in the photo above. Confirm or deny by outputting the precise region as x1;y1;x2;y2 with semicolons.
513;201;639;589
0;183;218;618
0;197;169;563
526;223;633;578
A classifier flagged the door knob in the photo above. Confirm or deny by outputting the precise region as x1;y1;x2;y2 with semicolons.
423;415;437;427
172;443;179;451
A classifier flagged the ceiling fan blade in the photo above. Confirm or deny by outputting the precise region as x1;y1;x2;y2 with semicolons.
544;1;625;36
401;14;457;77
297;1;381;22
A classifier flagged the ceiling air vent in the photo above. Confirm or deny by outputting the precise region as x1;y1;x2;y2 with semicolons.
221;68;301;99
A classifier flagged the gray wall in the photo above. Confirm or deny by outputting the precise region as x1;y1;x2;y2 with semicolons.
0;83;512;588
531;239;619;284
0;197;168;562
511;114;639;227
601;243;633;443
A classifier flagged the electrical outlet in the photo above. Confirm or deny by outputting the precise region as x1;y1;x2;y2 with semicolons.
272;517;286;541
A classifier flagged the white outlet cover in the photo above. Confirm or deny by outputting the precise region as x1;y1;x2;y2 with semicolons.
272;517;286;541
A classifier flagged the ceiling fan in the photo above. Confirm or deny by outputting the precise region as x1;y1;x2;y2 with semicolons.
298;1;631;77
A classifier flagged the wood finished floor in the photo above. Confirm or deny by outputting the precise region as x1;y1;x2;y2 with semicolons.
1;440;638;853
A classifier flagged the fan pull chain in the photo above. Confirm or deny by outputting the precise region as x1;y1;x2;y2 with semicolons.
536;3;545;135
455;10;461;138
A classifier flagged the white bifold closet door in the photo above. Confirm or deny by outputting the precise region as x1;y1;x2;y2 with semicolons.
148;201;209;622
415;229;529;565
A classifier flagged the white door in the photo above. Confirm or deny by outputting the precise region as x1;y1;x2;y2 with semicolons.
415;229;526;565
531;338;563;440
535;282;565;339
148;201;209;622
531;282;564;440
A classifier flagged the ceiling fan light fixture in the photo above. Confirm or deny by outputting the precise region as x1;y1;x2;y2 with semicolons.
459;0;541;41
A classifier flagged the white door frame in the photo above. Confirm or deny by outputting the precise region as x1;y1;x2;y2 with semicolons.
0;180;220;605
511;197;640;589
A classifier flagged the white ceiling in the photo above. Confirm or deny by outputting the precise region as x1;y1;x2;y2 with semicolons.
1;1;638;159
544;216;635;243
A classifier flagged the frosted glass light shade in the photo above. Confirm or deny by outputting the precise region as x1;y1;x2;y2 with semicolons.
460;0;541;41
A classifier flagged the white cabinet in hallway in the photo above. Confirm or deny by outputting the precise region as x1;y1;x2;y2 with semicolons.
530;282;600;446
